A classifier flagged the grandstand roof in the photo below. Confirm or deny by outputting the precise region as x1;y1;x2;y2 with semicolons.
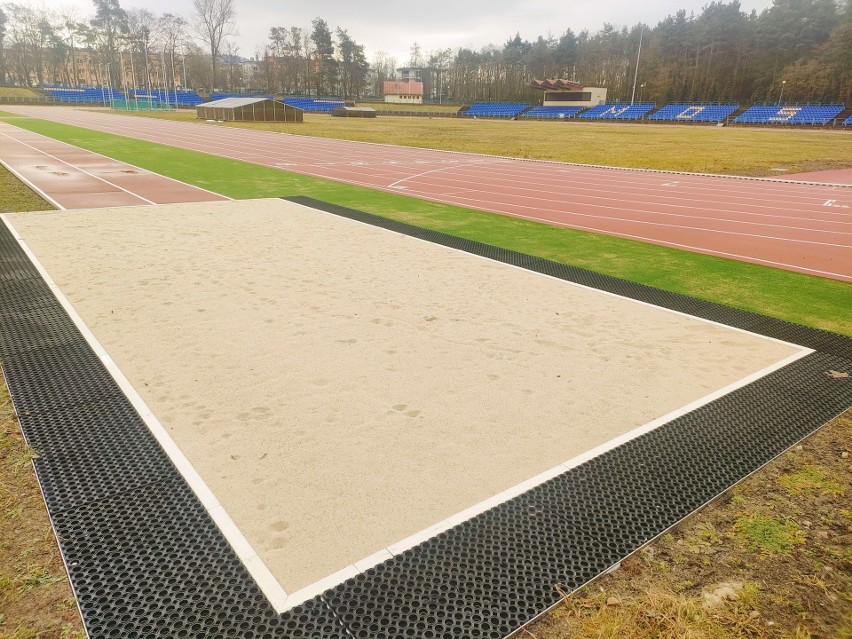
203;96;271;108
529;79;584;91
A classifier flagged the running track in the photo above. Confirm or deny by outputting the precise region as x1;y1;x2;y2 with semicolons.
3;105;851;282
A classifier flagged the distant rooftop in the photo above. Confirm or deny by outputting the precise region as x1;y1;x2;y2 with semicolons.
529;79;584;91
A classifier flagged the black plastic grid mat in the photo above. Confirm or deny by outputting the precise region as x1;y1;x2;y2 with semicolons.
1;202;850;639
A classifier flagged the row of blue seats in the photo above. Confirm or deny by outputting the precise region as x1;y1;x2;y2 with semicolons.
649;103;738;122
44;87;124;103
521;105;584;119
733;104;844;125
283;97;344;112
579;103;656;120
465;102;529;118
130;89;205;106
500;101;847;125
127;88;204;106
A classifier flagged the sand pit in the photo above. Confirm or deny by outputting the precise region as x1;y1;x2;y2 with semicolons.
6;199;805;606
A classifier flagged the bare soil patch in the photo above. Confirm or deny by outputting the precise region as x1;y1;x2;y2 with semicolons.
0;379;85;639
525;410;852;639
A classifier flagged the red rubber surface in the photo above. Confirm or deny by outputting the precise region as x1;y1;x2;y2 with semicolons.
3;105;850;282
0;120;228;209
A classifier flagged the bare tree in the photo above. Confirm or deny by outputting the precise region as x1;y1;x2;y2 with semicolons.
190;0;236;90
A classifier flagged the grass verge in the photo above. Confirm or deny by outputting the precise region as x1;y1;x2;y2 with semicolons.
0;165;54;212
526;410;852;639
1;112;849;336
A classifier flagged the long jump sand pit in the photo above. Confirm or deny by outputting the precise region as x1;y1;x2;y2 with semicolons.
6;198;807;607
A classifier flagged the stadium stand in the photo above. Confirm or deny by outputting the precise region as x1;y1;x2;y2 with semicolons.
282;97;345;112
579;103;656;120
43;86;124;104
464;102;530;118
733;104;844;125
845;114;852;126
648;103;738;123
522;105;585;119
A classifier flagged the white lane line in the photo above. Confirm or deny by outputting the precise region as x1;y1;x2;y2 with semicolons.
2;124;232;202
344;186;852;282
388;160;489;189
396;170;852;233
8;108;849;278
1;214;288;613
0;156;65;211
423;188;851;248
0;130;156;205
32;108;849;228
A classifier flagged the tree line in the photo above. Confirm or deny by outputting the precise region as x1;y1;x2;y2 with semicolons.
0;0;849;104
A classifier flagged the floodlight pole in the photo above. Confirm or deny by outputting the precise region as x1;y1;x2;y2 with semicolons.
630;27;644;106
778;79;786;106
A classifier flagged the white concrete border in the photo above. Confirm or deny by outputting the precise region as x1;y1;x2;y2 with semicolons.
1;201;815;613
1;213;287;612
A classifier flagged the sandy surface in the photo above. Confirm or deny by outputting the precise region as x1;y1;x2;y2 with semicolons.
7;199;802;594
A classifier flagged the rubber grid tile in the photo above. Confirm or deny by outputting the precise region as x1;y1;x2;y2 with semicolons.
320;351;852;639
1;342;125;417
50;477;349;639
20;399;180;513
0;304;85;356
0;278;58;312
2;207;851;639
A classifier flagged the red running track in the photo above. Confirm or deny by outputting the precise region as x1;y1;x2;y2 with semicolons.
4;105;851;282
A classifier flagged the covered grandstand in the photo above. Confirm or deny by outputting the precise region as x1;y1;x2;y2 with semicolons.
529;79;607;109
196;96;302;122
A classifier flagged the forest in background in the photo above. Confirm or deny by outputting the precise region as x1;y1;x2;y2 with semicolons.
0;0;849;104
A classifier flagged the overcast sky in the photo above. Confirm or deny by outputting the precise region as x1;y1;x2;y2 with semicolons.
37;0;776;65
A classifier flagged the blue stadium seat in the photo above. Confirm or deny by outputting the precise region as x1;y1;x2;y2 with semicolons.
125;88;204;107
578;103;655;120
844;114;852;126
648;103;738;123
521;106;584;119
282;97;344;112
733;104;844;125
44;86;125;104
463;102;530;118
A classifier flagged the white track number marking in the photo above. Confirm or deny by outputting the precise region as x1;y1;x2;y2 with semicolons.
823;199;849;208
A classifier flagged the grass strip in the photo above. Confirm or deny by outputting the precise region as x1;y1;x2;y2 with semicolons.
1;112;849;336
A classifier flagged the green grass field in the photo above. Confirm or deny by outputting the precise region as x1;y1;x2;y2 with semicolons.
1;110;849;336
111;109;851;176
